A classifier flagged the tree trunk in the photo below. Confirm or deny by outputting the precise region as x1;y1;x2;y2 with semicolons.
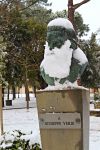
68;0;75;27
2;87;4;107
68;0;90;30
0;85;3;134
12;85;16;100
33;85;36;97
18;87;20;98
7;85;10;100
25;66;30;109
25;81;30;109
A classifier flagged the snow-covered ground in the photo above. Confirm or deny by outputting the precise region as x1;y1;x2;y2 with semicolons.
2;94;100;150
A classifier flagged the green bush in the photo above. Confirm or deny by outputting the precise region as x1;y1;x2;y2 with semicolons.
0;130;41;150
94;92;100;101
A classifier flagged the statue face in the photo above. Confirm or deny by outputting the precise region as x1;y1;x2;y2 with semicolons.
47;26;77;50
47;26;68;50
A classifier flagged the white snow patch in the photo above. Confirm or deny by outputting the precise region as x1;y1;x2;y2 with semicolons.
40;40;73;78
73;47;88;65
3;108;41;145
0;143;12;149
48;18;74;30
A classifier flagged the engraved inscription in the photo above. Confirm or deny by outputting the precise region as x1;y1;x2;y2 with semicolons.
39;113;81;129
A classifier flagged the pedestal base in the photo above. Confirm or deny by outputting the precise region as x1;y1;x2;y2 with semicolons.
36;89;90;150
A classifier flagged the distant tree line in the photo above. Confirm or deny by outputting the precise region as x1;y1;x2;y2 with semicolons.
0;0;100;107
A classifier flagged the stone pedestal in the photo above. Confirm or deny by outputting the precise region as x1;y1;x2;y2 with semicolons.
0;85;3;135
36;89;90;150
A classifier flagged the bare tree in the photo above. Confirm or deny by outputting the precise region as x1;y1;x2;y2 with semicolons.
68;0;90;29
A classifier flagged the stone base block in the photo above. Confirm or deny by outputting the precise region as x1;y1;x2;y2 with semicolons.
36;89;90;150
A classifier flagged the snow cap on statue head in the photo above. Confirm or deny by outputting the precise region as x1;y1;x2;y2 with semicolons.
48;18;74;30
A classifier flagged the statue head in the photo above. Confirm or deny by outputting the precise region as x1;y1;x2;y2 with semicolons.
47;18;77;50
40;18;88;87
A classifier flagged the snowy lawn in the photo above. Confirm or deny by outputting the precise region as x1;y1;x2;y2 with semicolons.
1;96;100;150
3;108;41;145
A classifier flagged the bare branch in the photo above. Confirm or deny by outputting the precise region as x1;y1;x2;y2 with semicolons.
74;0;90;10
19;0;39;12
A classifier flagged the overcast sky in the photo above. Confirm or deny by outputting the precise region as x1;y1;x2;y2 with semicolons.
48;0;100;38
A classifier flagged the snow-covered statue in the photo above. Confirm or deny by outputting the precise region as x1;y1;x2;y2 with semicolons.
40;18;88;87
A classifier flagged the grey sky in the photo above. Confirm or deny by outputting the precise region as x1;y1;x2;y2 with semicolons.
48;0;100;38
